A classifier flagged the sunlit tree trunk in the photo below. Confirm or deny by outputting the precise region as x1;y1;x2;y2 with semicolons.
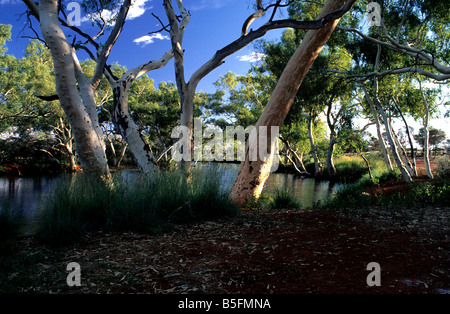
230;0;350;206
390;123;415;177
419;79;433;179
375;96;412;182
395;101;418;176
361;84;393;172
110;81;156;174
39;0;110;182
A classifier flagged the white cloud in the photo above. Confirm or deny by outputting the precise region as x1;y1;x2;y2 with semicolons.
133;33;169;46
81;0;152;24
128;0;152;20
238;52;266;63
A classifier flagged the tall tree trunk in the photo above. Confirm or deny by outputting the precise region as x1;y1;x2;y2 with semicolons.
361;84;393;171
39;0;110;182
372;43;411;182
104;48;174;174
395;102;418;176
390;123;415;177
375;97;412;182
360;152;373;181
307;116;323;175
230;0;349;206
419;79;433;179
327;133;337;177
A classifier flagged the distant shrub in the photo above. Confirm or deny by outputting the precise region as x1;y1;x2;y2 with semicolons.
435;156;450;178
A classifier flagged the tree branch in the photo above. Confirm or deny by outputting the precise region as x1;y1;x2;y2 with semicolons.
189;0;356;89
90;0;133;89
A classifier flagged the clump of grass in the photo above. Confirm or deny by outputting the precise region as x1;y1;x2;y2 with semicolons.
318;169;450;212
37;167;239;246
247;189;301;211
334;156;368;183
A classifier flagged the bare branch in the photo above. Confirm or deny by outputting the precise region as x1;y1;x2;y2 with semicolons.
22;0;40;21
190;0;356;89
91;0;133;89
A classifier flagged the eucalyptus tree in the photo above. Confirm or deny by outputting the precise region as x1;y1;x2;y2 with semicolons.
162;0;356;173
329;0;450;182
231;0;356;205
22;0;133;181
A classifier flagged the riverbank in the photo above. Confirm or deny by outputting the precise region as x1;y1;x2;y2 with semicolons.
1;203;448;294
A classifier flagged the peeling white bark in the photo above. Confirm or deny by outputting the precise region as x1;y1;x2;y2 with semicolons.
106;50;175;175
419;79;434;179
39;0;110;180
361;84;393;171
375;97;412;182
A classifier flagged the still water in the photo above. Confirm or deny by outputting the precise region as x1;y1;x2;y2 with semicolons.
0;164;341;236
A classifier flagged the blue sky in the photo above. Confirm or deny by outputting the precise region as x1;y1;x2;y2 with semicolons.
0;0;286;93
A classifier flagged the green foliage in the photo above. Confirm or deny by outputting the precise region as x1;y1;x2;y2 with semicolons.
435;155;450;178
413;127;447;151
319;172;449;212
37;167;239;246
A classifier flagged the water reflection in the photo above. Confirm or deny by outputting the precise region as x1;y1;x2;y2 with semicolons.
263;173;340;208
0;164;340;235
0;176;57;235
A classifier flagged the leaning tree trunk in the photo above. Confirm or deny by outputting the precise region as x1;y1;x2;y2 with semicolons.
390;123;415;177
230;0;349;206
419;80;434;179
396;104;418;176
39;0;110;182
111;80;156;175
375;97;412;182
280;137;310;175
361;84;393;171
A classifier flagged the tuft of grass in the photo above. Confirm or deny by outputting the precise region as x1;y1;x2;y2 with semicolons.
246;189;301;211
318;170;450;213
37;167;239;246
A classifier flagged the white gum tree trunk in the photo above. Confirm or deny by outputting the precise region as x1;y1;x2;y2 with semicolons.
419;79;434;179
327;133;337;176
39;0;110;181
361;84;393;171
306;114;323;176
230;0;351;206
104;50;175;174
375;96;412;182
